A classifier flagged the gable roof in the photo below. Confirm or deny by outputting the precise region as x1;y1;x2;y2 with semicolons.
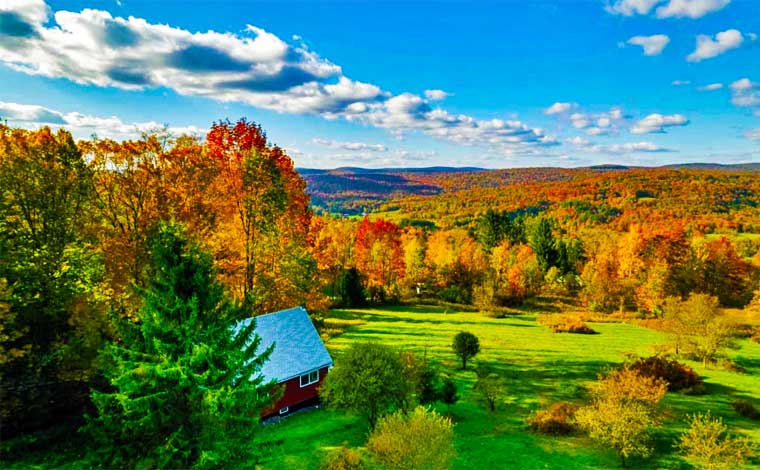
235;306;333;383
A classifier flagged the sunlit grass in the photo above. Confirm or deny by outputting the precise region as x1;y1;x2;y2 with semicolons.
258;305;760;469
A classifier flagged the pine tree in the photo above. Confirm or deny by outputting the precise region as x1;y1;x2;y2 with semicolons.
87;223;275;468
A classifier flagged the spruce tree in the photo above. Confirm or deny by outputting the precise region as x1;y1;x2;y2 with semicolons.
87;222;275;468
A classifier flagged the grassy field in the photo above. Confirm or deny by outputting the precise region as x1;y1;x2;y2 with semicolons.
257;305;760;470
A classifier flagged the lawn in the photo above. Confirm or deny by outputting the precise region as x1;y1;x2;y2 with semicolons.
257;305;760;470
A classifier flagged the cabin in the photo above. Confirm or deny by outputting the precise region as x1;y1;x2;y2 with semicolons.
237;306;333;418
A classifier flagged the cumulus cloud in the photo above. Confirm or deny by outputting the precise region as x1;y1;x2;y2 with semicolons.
606;0;730;18
0;100;204;139
544;102;577;115
729;78;760;110
0;0;556;156
655;0;730;18
548;106;626;136
311;138;386;152
687;29;744;62
606;0;662;15
423;89;450;101
627;34;670;56
631;113;689;134
566;135;672;153
697;83;723;91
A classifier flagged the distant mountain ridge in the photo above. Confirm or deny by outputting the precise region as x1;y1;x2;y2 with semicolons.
298;162;760;214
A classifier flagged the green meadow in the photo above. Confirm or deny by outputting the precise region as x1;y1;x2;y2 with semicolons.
258;306;760;470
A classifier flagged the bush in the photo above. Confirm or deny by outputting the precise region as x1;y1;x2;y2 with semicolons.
321;445;364;470
732;399;760;420
528;402;580;435
679;412;756;470
367;407;456;470
628;356;704;394
539;314;598;334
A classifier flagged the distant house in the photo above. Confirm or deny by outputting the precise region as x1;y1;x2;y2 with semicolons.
236;306;333;418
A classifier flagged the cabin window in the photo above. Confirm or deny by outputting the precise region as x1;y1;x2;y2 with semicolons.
299;370;319;387
279;406;289;415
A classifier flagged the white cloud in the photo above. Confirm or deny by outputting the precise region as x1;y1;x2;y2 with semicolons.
565;136;590;146
606;0;729;18
0;100;204;139
0;0;557;156
566;135;672;153
631;113;689;134
311;138;387;152
697;83;723;91
627;34;670;56
745;128;760;141
570;113;591;129
672;80;692;86
606;142;670;153
606;0;661;16
548;106;626;136
424;89;450;101
729;78;760;109
544;102;577;115
687;29;744;62
655;0;730;18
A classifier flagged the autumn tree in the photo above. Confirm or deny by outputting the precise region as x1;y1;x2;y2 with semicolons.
425;229;486;304
311;216;357;301
87;223;275;468
0;125;106;435
693;237;754;307
205;119;318;312
367;407;456;470
663;294;736;367
476;241;542;308
83;132;216;315
575;368;667;467
580;231;629;312
353;218;405;303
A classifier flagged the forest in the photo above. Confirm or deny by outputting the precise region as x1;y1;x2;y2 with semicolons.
1;120;759;469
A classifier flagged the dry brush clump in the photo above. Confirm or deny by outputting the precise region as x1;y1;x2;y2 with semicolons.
626;355;704;394
320;445;364;470
528;402;580;435
538;314;598;334
732;399;760;421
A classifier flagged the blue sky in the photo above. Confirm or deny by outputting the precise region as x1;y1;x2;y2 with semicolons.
0;0;758;168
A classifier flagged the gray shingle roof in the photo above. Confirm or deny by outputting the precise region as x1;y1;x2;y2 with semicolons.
235;306;333;383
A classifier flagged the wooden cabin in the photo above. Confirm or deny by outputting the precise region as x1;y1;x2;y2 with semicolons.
237;306;333;418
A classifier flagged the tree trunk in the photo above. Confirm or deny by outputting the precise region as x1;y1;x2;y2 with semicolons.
462;357;467;370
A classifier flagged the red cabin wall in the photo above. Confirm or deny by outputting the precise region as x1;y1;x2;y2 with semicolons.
264;366;329;417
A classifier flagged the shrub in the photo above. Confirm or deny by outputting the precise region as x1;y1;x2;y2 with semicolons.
528;402;580;435
628;356;704;394
539;314;598;334
576;368;667;467
732;399;760;420
367;407;456;470
321;445;364;470
679;412;756;470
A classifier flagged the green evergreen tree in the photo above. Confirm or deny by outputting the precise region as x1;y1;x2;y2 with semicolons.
87;223;275;468
531;218;559;273
339;267;366;307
